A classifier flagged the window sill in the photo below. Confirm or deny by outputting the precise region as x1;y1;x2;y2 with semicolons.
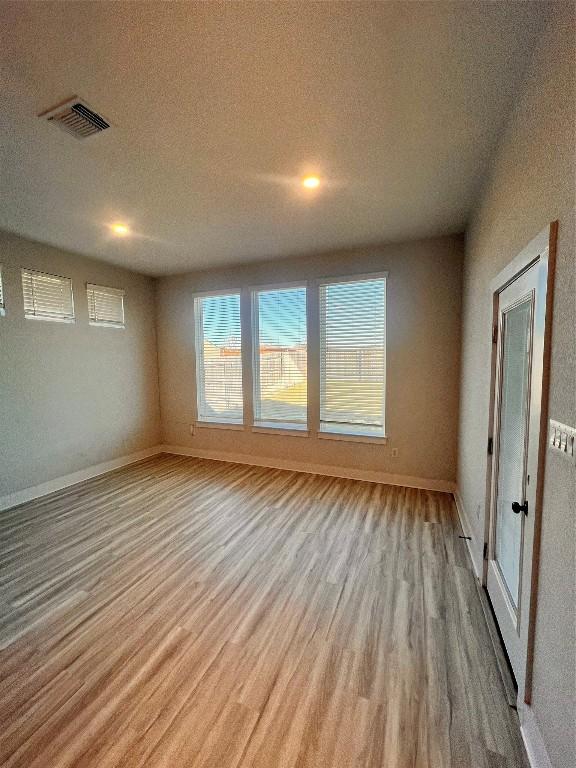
24;314;75;324
317;431;388;445
252;423;309;437
196;420;245;431
89;321;125;329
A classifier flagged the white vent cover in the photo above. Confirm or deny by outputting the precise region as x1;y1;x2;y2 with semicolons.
39;97;110;139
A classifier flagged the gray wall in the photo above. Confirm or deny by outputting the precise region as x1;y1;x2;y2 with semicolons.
0;231;161;498
457;6;575;767
157;235;463;487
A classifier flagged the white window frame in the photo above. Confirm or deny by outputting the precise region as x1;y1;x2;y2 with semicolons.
251;281;309;433
87;283;125;328
190;273;388;444
21;268;75;323
317;271;388;441
193;288;244;428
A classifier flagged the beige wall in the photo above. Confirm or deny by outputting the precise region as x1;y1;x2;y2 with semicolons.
157;235;463;487
457;6;575;767
0;230;161;498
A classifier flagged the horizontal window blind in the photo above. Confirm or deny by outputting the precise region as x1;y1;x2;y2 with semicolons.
320;277;386;436
194;293;243;423
21;268;75;322
87;284;125;327
0;265;4;313
253;286;307;426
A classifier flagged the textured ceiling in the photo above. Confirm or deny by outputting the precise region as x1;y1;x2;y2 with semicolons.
0;1;545;275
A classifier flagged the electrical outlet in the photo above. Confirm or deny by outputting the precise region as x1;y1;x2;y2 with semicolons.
549;419;576;465
476;503;481;519
391;448;399;458
190;423;195;436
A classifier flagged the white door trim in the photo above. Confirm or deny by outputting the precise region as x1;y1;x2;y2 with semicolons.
482;221;558;707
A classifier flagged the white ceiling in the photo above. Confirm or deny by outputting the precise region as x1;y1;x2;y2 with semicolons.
0;1;545;276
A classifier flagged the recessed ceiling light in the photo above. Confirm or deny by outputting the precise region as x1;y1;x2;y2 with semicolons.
302;175;320;189
109;222;130;237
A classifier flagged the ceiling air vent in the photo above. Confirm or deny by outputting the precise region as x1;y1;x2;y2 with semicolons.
39;97;110;139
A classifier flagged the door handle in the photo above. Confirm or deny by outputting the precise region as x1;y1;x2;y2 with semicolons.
512;500;528;515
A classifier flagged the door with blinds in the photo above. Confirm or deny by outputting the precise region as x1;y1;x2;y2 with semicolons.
0;265;5;315
485;223;556;705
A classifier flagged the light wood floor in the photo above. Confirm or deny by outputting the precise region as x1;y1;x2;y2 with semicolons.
0;454;528;768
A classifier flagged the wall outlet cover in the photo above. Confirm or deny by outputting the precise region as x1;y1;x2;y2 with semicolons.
549;419;576;465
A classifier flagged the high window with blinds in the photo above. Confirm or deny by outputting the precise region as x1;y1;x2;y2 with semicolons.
0;265;5;315
194;292;243;423
319;276;386;436
253;286;307;428
21;268;75;322
87;284;125;328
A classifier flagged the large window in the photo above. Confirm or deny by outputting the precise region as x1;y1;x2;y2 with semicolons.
192;276;387;440
21;268;75;323
194;292;243;423
319;276;386;436
253;286;307;428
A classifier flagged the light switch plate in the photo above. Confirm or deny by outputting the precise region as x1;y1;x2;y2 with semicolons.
549;419;576;465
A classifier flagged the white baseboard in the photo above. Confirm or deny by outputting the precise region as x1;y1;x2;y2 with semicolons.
519;704;553;768
0;445;163;512
452;488;482;579
161;444;456;493
0;441;454;509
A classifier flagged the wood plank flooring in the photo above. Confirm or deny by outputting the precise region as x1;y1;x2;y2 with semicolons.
0;454;528;767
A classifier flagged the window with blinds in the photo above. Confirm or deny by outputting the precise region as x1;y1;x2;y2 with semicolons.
319;276;386;436
253;286;307;428
21;268;75;322
87;284;125;328
0;265;5;315
194;292;243;423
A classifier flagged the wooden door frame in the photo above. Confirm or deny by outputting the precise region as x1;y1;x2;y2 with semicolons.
482;221;557;705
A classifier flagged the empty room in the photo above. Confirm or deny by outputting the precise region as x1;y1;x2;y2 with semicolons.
0;2;574;767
